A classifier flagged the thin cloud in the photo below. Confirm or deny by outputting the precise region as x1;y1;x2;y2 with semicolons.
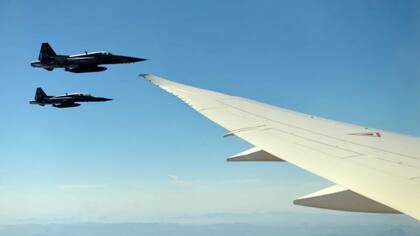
168;175;181;183
129;183;145;189
167;175;258;187
57;184;106;189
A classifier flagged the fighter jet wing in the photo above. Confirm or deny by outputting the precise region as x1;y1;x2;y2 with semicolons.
141;74;420;221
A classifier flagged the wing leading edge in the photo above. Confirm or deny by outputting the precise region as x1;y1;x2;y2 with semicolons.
141;74;420;221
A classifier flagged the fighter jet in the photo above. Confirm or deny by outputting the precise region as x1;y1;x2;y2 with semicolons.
30;42;146;73
29;88;112;108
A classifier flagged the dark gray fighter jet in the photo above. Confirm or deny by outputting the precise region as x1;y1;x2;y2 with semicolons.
29;88;112;108
30;43;146;73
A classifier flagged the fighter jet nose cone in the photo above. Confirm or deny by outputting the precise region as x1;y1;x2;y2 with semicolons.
133;57;147;62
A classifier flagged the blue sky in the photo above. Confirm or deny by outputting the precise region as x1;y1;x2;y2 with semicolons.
0;0;419;226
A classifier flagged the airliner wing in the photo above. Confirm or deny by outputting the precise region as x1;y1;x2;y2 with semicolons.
141;74;420;221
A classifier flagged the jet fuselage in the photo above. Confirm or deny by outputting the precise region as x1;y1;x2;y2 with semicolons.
30;43;146;73
30;88;112;108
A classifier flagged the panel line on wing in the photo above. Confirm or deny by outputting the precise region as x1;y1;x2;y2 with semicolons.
223;125;267;138
217;99;420;161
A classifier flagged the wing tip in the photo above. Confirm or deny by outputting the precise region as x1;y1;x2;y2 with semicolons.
139;73;166;85
139;73;153;81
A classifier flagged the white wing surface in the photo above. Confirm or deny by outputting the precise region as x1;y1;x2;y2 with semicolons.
141;74;420;221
